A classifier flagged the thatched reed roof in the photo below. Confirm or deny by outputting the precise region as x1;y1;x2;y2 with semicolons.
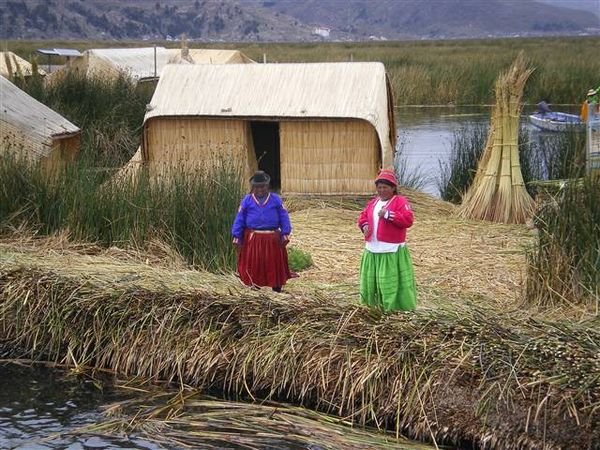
144;62;395;166
0;76;80;158
0;51;46;78
68;47;172;81
167;48;255;65
65;47;254;82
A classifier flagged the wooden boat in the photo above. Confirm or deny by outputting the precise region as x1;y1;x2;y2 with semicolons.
528;111;584;132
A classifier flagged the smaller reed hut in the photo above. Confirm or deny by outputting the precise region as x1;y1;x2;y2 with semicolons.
141;62;396;195
0;51;46;79
61;47;255;84
0;77;80;170
64;47;172;83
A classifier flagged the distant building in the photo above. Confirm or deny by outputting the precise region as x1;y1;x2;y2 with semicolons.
313;27;331;38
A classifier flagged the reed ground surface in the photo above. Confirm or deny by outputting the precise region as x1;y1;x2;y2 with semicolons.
0;190;536;317
2;191;598;449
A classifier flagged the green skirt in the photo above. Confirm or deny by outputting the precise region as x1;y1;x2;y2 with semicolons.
359;246;417;312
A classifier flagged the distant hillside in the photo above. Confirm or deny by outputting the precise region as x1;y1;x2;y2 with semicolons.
258;0;600;39
0;0;598;41
536;0;599;17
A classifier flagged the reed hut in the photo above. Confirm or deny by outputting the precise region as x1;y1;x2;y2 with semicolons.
61;47;254;83
0;76;80;170
63;47;172;83
141;62;396;194
0;51;46;79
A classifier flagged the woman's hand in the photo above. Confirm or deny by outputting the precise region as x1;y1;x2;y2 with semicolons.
378;207;387;218
281;235;290;247
361;225;369;235
232;237;243;249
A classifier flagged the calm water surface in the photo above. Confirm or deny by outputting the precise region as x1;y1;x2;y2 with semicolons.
397;105;490;195
396;105;580;195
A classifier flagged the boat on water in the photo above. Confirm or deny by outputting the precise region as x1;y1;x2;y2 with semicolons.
528;111;585;132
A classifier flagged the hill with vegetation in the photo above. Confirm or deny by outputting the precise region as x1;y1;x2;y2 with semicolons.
1;0;598;41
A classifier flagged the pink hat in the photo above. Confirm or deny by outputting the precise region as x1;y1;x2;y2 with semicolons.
375;169;397;187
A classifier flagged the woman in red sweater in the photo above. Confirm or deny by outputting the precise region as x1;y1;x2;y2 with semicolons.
357;169;417;311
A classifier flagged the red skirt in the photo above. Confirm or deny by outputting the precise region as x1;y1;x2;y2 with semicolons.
237;229;292;288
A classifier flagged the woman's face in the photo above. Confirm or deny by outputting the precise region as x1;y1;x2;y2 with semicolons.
253;184;269;197
376;182;395;200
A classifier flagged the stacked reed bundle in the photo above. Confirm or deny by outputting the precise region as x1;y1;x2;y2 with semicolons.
84;390;432;449
459;53;535;224
1;266;598;449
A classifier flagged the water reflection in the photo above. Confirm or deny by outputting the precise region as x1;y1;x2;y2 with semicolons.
395;105;581;196
395;106;491;196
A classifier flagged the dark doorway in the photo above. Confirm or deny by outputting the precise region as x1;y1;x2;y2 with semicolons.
250;121;280;190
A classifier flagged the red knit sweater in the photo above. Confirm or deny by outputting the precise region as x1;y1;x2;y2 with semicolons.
357;195;414;244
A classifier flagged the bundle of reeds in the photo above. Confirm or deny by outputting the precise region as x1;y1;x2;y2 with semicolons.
1;266;598;449
459;53;535;224
70;388;431;450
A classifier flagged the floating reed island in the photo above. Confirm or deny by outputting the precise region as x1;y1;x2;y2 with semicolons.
0;248;598;450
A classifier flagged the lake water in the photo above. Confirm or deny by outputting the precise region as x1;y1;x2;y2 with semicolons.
396;106;491;195
0;363;164;450
396;104;581;195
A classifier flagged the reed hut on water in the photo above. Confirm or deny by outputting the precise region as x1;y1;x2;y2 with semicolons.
0;76;80;170
141;62;396;194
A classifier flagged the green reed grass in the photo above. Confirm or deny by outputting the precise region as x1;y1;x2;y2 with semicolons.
0;154;243;272
526;175;600;309
15;70;150;168
7;36;600;105
287;246;313;272
526;128;587;182
438;123;487;203
438;123;586;203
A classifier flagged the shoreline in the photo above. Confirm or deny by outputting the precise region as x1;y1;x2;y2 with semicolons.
1;247;598;449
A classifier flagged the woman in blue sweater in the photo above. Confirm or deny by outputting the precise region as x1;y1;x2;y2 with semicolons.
231;171;292;292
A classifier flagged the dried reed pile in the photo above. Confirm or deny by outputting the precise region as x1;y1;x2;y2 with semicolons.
1;266;598;449
79;388;432;450
459;53;535;224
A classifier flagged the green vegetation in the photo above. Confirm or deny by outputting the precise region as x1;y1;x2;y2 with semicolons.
287;246;313;272
0;153;243;272
438;124;587;204
7;36;600;105
526;129;587;182
438;122;595;307
438;124;487;203
13;70;150;167
526;175;600;308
